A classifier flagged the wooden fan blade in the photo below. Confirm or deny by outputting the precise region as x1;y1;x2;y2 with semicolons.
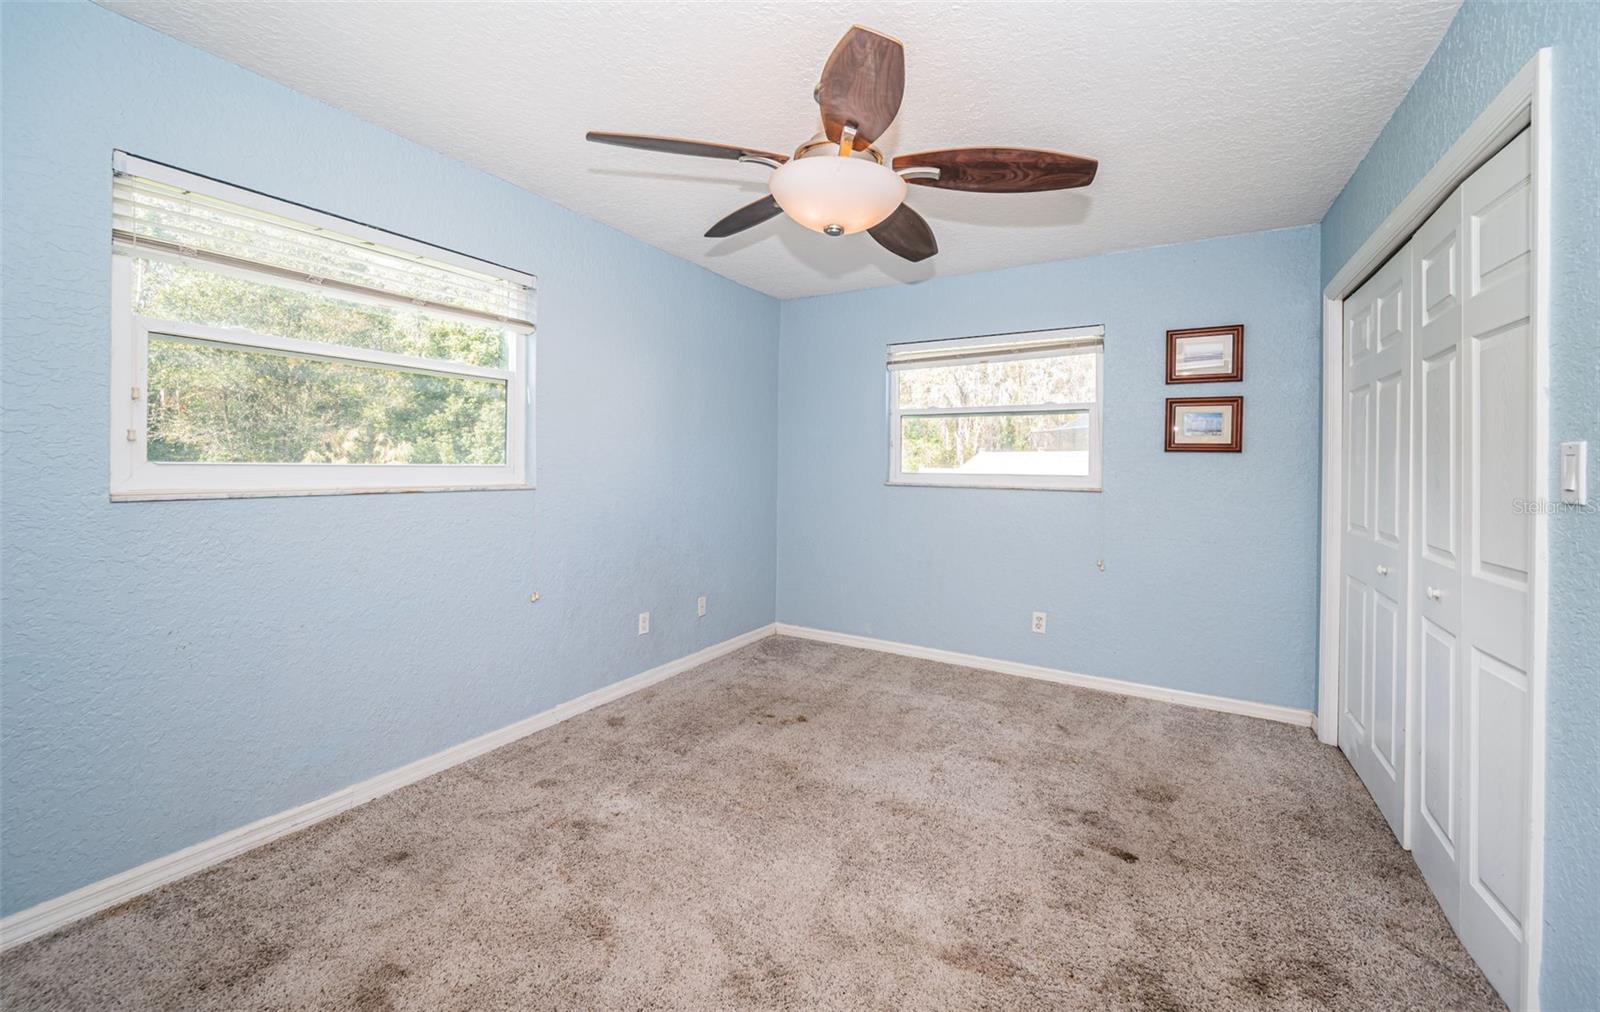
705;196;784;238
817;26;905;151
586;132;788;164
868;203;936;262
892;147;1098;193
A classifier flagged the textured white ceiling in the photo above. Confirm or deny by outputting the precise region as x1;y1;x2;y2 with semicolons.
98;0;1459;299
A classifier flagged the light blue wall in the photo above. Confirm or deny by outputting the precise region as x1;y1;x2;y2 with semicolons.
0;2;779;915
1319;2;1599;1005
776;226;1323;711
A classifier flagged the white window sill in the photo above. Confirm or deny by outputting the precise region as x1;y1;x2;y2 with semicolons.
885;479;1102;493
111;482;535;503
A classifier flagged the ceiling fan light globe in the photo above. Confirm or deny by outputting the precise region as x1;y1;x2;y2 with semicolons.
769;156;907;236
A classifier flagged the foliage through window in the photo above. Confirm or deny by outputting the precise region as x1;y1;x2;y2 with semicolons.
110;154;534;499
888;328;1103;490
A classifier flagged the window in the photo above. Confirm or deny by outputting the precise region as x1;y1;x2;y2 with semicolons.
888;326;1103;491
109;153;535;500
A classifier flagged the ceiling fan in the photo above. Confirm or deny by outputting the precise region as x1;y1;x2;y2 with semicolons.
586;25;1098;263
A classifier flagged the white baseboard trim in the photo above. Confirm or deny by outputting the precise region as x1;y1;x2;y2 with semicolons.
0;623;777;951
774;623;1315;728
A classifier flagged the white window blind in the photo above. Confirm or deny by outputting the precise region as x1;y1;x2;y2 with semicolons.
112;156;533;330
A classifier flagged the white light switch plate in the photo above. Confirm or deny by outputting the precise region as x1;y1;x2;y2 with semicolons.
1560;441;1587;505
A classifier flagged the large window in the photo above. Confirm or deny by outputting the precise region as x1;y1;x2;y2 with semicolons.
109;153;535;500
888;327;1103;491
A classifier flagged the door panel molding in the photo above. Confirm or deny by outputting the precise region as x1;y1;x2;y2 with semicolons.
1418;617;1457;853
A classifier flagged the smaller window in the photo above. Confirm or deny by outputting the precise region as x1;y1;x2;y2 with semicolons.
888;327;1104;491
109;153;535;500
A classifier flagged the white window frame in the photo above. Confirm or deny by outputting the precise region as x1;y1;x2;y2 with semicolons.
108;155;535;501
887;326;1104;492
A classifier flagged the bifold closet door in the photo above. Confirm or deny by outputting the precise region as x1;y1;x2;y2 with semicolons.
1457;129;1536;1003
1410;183;1464;920
1407;128;1535;1005
1338;244;1412;840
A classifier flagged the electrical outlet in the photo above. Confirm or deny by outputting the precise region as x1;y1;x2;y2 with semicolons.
638;611;650;635
697;595;707;618
1032;611;1047;634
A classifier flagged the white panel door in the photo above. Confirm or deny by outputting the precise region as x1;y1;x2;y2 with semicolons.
1396;129;1535;1007
1410;186;1464;919
1456;129;1535;1004
1339;245;1412;840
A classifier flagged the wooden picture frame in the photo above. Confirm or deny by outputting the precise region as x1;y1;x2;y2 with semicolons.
1166;325;1244;383
1166;396;1243;452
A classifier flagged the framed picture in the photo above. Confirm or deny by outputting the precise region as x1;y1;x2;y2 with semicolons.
1166;325;1243;383
1166;396;1243;452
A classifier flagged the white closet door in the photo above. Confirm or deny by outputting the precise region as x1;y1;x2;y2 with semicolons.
1339;245;1412;840
1457;129;1536;1003
1340;128;1536;1008
1410;186;1464;919
1401;129;1534;1006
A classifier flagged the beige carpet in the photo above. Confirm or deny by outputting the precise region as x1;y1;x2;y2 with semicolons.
1;636;1502;1011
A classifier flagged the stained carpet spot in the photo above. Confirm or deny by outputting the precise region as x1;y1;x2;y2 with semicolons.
1135;782;1180;805
1098;957;1185;1012
1090;841;1139;863
1229;954;1350;1006
565;904;616;944
350;963;408;1012
195;940;292;994
938;942;1028;980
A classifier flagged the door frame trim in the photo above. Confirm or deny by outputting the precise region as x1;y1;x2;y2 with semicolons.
1316;49;1551;1011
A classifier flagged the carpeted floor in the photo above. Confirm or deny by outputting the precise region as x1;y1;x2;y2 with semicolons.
1;636;1503;1011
